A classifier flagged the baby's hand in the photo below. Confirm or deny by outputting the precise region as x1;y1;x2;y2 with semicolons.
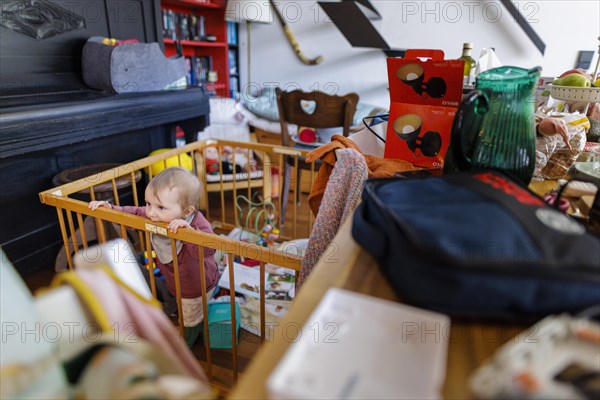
168;219;191;233
89;201;112;210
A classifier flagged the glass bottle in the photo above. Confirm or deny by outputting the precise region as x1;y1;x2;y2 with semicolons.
459;43;476;86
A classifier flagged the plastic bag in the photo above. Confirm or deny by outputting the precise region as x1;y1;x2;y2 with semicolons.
534;110;590;180
475;48;502;76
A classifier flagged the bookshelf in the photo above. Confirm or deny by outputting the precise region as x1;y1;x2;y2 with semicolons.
160;0;236;97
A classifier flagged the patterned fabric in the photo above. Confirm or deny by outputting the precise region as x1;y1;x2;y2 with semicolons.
58;268;209;382
297;149;368;289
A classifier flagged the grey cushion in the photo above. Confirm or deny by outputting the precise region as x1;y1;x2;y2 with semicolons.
82;37;187;93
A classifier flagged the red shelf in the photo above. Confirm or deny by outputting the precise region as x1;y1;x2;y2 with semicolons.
164;38;227;48
161;0;231;97
162;0;224;10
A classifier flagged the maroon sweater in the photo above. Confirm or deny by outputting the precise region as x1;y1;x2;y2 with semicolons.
113;206;219;298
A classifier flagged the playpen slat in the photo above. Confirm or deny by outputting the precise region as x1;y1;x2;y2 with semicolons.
131;172;140;206
190;151;196;173
130;173;145;247
278;153;284;229
89;188;107;244
227;256;239;381
293;156;298;239
197;246;213;381
144;231;157;300
246;152;251;202
112;178;129;240
309;166;316;232
232;151;238;226
218;147;225;225
56;208;74;270
65;210;79;254
196;150;211;220
76;213;88;250
111;179;120;206
260;261;266;344
171;240;185;338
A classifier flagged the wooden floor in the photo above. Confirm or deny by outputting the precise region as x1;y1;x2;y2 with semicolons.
22;186;314;394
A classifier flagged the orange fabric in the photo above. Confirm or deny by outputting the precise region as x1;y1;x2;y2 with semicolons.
305;135;417;216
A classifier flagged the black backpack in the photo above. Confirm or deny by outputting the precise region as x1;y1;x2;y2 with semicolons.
352;170;600;320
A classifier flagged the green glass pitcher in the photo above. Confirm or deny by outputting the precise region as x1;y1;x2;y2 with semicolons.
444;66;541;185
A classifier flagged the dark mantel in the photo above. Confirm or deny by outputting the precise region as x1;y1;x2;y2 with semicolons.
0;0;210;274
0;88;209;159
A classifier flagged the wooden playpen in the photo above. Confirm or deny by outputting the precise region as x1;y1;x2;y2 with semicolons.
38;139;318;392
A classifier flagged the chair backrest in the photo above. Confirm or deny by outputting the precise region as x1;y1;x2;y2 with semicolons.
275;88;359;147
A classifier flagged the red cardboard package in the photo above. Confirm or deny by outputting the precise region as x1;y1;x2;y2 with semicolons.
386;103;456;169
384;50;463;168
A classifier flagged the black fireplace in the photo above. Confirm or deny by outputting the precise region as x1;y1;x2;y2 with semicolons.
0;0;210;274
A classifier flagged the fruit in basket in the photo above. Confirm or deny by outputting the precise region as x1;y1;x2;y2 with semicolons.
558;69;591;80
593;77;600;87
554;73;591;87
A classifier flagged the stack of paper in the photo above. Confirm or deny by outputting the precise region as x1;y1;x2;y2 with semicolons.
268;288;450;399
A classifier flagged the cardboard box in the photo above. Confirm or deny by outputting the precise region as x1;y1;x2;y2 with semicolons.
386;103;456;169
205;302;240;349
385;50;463;168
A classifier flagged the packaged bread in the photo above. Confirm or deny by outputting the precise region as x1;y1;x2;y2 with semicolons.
535;110;590;180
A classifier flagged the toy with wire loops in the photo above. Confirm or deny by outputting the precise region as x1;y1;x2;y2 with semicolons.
235;192;279;246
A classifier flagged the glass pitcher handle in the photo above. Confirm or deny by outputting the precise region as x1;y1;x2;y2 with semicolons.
450;90;489;170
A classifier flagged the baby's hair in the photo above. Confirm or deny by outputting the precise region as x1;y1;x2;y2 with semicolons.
148;167;201;210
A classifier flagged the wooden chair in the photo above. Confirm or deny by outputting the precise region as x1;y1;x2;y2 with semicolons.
275;87;359;224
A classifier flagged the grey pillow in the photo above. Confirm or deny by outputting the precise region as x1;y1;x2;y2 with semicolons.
241;87;280;121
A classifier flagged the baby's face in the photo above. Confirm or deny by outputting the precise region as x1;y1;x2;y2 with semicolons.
145;186;185;223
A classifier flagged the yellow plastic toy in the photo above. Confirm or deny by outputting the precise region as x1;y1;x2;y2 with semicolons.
102;38;117;46
148;149;193;176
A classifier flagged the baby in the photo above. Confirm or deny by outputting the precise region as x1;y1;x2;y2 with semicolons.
89;166;219;348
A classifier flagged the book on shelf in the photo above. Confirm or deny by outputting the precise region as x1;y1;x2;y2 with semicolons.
227;21;238;45
228;48;238;75
162;9;176;39
185;56;212;86
229;76;239;96
162;10;206;42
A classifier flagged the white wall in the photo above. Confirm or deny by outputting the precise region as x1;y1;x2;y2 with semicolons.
238;0;599;107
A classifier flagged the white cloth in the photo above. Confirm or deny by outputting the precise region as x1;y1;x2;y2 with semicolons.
348;121;387;157
150;214;194;264
182;288;215;327
236;104;299;136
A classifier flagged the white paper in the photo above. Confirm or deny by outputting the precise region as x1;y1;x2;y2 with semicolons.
268;288;450;399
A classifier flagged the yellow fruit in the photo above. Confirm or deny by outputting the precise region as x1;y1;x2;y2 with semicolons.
148;149;193;175
554;73;591;87
593;77;600;87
